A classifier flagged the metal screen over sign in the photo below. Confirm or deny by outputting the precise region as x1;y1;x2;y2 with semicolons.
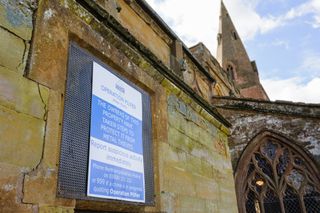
58;43;154;205
88;62;145;202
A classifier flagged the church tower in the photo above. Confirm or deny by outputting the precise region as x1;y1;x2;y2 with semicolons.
216;1;269;100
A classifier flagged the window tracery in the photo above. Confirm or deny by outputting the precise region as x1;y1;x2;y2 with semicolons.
236;134;320;213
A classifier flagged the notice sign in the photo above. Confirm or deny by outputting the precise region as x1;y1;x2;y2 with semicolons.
87;62;145;203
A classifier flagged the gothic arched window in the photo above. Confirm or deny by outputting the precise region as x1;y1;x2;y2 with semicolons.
226;64;235;80
235;132;320;213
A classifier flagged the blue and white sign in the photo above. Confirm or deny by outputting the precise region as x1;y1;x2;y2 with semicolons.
87;62;145;203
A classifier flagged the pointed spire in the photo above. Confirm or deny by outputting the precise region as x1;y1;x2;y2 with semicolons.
216;1;269;100
220;0;228;18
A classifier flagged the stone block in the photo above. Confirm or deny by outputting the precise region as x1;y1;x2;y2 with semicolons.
160;192;178;213
27;2;69;90
218;186;238;211
200;160;214;179
0;27;27;73
0;0;34;40
0;67;49;119
185;155;202;175
39;206;74;213
0;164;19;210
218;197;238;213
0;163;33;213
194;176;218;200
118;1;171;67
179;195;206;213
23;167;75;207
168;127;192;152
162;165;196;196
211;154;227;172
23;168;57;205
41;90;62;169
168;127;213;160
0;105;45;169
0;204;32;213
161;142;187;170
205;201;219;213
168;109;208;143
152;89;168;145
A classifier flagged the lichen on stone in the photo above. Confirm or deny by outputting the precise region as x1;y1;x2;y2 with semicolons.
0;0;35;27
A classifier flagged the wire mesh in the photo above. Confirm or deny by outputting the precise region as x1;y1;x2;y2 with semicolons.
242;138;320;213
57;43;154;205
283;187;301;213
304;188;320;213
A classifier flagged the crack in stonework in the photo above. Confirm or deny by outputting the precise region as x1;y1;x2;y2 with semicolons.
0;25;26;41
19;83;48;207
2;0;47;210
16;40;29;73
18;0;50;209
24;0;39;77
37;83;48;121
16;172;33;210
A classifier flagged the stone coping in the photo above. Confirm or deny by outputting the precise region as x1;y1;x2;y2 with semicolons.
213;96;320;118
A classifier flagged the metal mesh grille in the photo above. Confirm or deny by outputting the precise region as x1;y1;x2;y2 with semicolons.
245;191;257;213
239;137;320;213
142;94;154;204
283;187;301;213
58;43;154;205
263;189;281;213
58;44;93;199
304;188;320;213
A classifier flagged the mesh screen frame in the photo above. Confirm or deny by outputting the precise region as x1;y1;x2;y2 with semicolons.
57;43;154;205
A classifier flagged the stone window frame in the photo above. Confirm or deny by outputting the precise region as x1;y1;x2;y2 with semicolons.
226;62;236;81
235;130;320;213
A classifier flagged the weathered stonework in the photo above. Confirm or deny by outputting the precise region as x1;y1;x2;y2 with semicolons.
0;67;48;119
190;43;239;97
117;0;172;67
0;28;28;74
161;93;237;213
0;0;238;212
38;206;74;213
213;97;320;170
0;0;35;40
212;97;320;212
0;105;45;168
0;163;33;213
1;0;318;212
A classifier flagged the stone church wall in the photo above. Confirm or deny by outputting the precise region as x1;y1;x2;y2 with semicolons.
213;97;320;171
161;90;236;213
0;0;238;212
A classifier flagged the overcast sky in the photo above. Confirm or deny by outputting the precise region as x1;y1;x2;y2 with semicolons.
145;0;320;103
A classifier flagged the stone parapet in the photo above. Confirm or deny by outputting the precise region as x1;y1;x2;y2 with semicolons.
213;96;320;118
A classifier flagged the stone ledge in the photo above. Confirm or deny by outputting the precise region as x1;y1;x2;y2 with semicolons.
213;96;320;118
39;205;74;213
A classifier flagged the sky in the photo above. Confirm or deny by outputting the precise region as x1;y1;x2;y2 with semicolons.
145;0;320;103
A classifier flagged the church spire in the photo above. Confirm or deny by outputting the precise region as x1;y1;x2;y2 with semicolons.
216;1;269;100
